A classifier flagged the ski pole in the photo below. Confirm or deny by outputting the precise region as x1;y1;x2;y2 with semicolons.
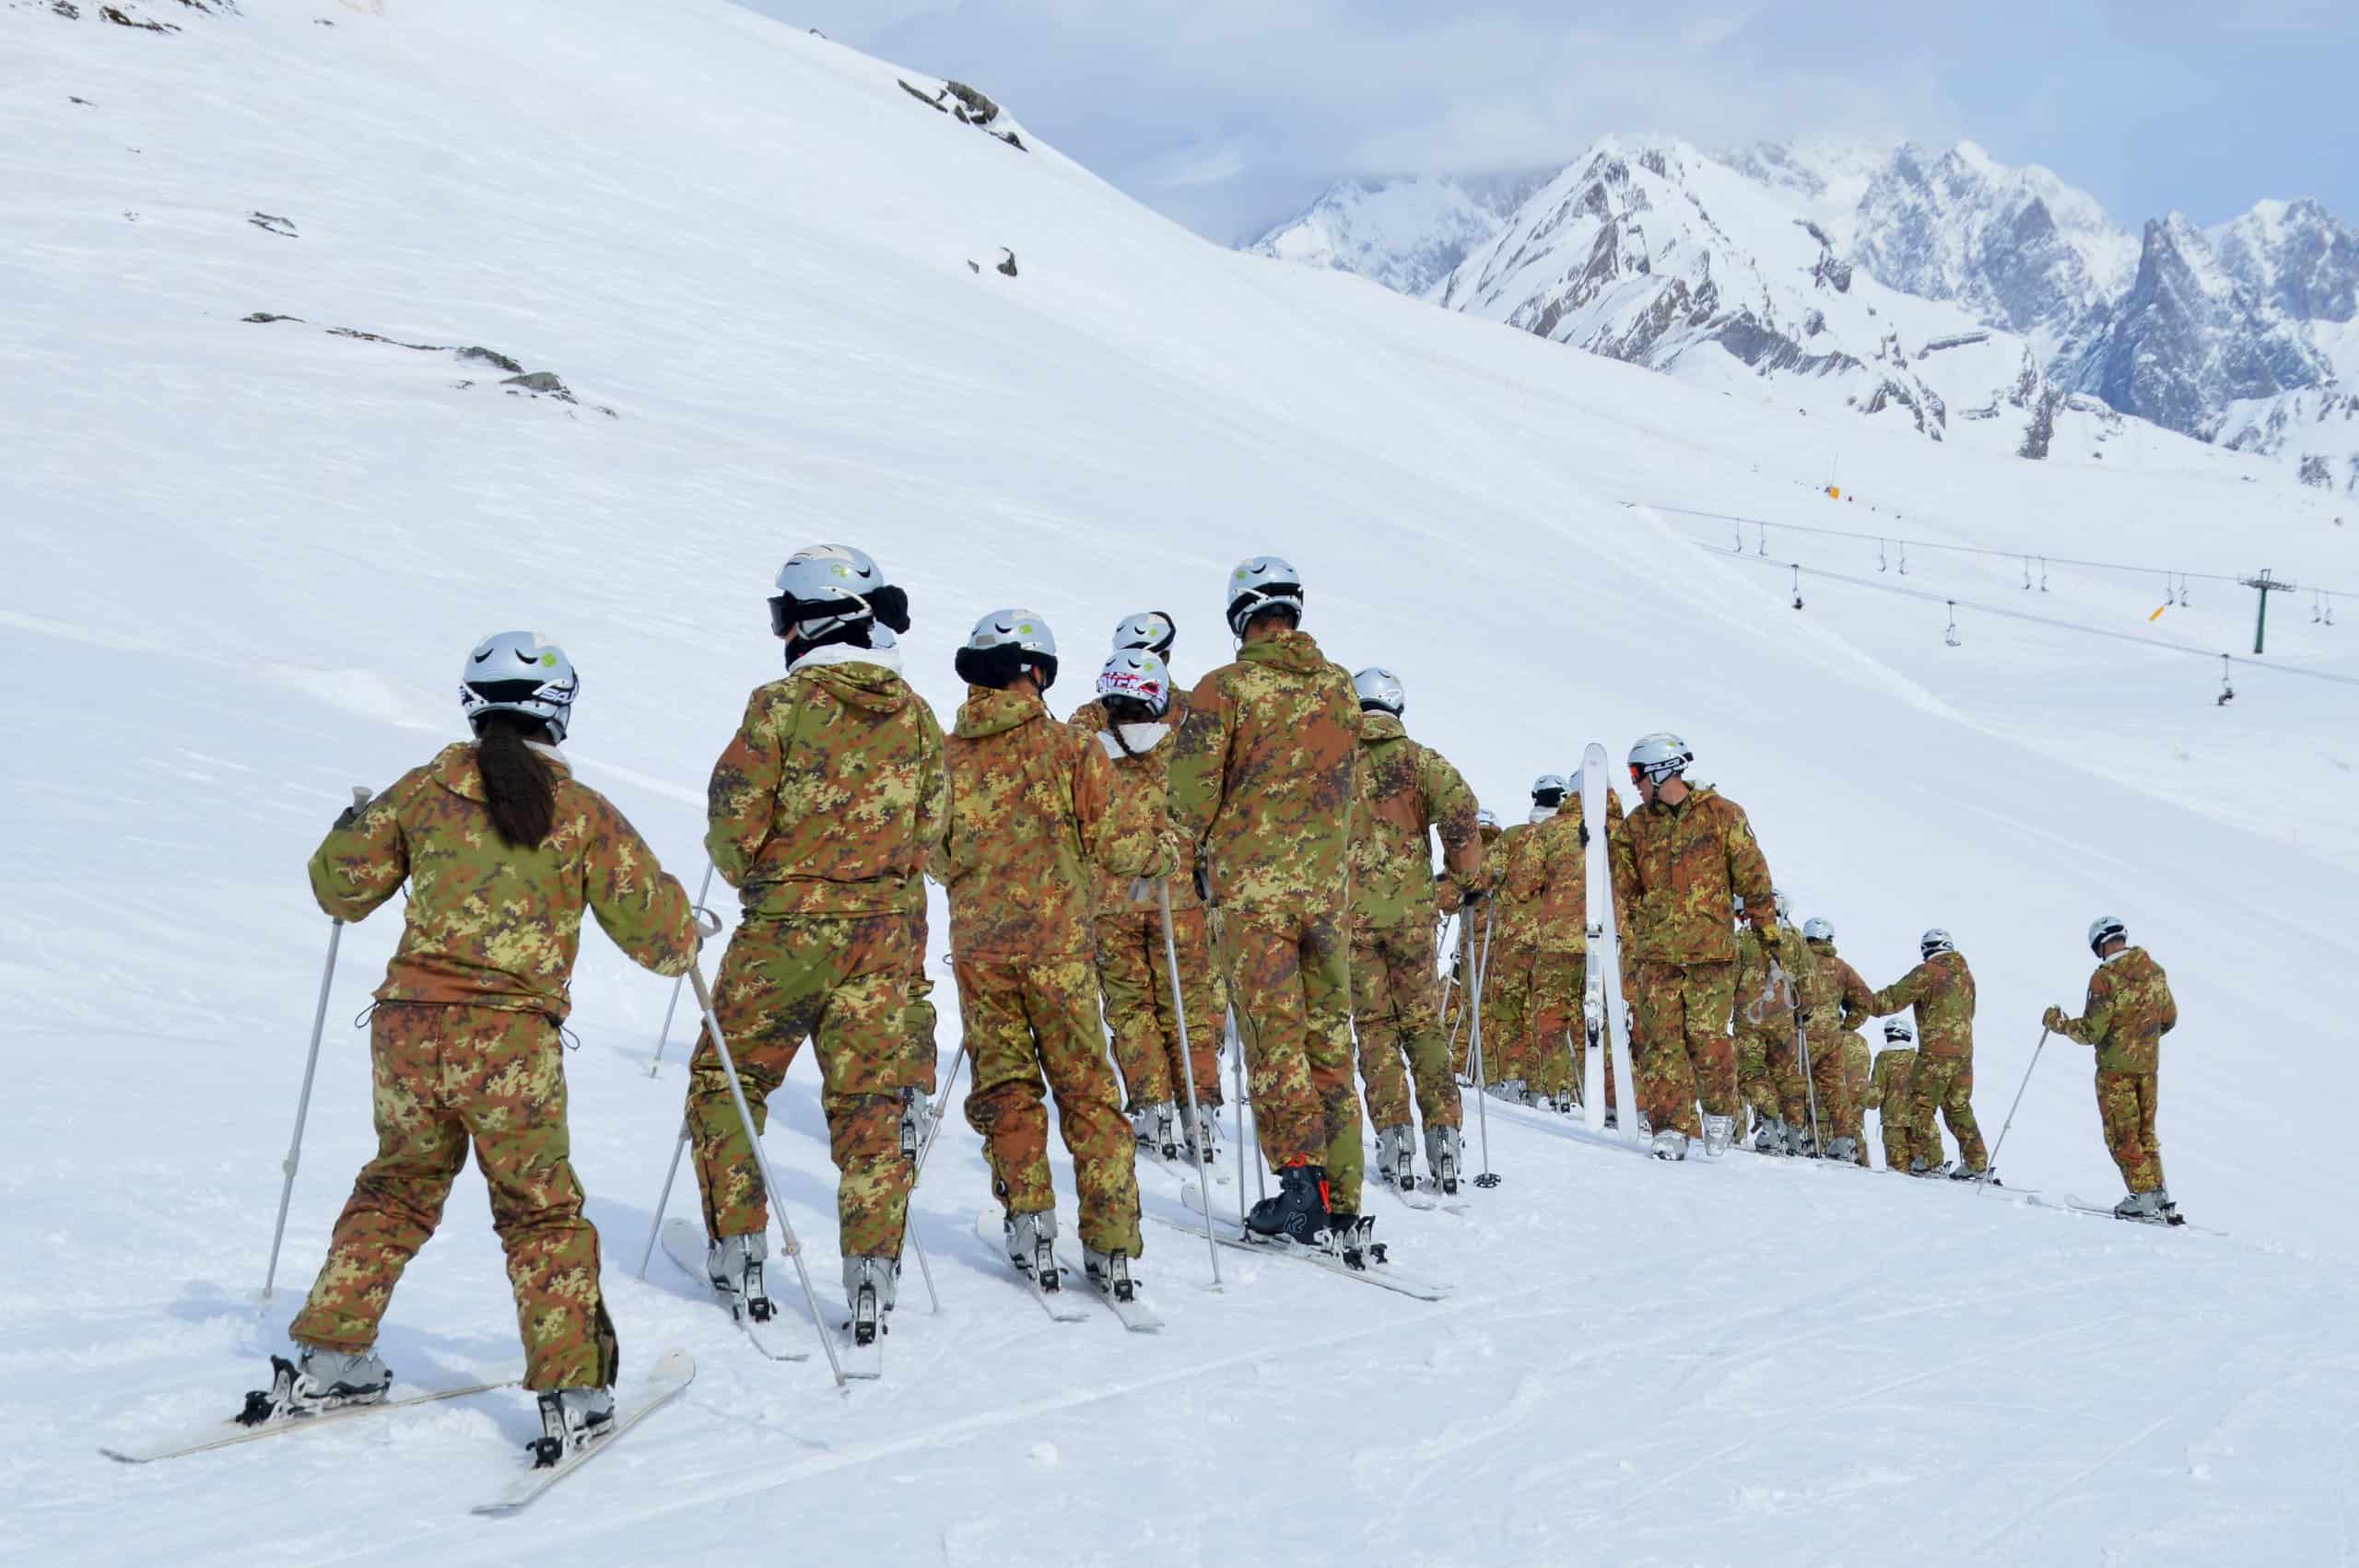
1778;968;1823;1153
1470;906;1499;1188
1156;881;1223;1287
261;785;370;1304
1981;1028;2048;1188
645;861;717;1076
684;951;845;1387
898;1043;971;1316
637;1122;691;1281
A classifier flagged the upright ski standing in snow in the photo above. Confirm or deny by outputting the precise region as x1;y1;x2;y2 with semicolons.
1579;743;1642;1144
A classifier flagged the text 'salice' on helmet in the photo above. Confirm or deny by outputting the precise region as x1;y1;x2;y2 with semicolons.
768;544;910;640
460;630;581;743
1353;666;1405;716
1627;731;1694;786
1225;556;1305;637
956;608;1060;690
1096;649;1170;717
1112;611;1177;659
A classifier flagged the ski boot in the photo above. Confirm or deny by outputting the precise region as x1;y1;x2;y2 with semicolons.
238;1343;392;1425
898;1086;932;1161
528;1386;616;1469
1244;1163;1331;1246
1153;1102;1181;1161
1551;1089;1577;1116
1635;1110;1654;1138
1948;1164;1999;1186
1650;1129;1690;1162
1516;1083;1542;1108
2155;1186;2182;1224
1823;1134;1860;1164
1753;1116;1788;1155
1485;1076;1526;1104
2113;1189;2165;1222
1424;1123;1461;1195
1130;1104;1159;1155
1907;1156;1953;1179
1005;1209;1061;1289
1702;1114;1735;1157
1376;1124;1416;1193
1326;1212;1382;1270
1084;1247;1139;1303
842;1255;898;1345
1183;1099;1221;1164
706;1231;775;1323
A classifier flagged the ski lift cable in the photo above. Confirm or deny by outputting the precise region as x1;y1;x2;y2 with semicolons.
1625;501;2353;599
1698;545;2359;691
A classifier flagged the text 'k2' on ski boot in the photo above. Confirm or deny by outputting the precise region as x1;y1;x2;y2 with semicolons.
530;1386;615;1469
239;1343;392;1426
706;1231;774;1323
1245;1162;1331;1246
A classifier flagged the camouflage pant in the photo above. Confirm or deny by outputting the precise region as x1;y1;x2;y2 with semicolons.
1523;951;1588;1100
685;914;913;1258
1349;921;1460;1133
1841;1036;1872;1164
1903;1053;1988;1172
2095;1069;2164;1194
904;910;940;1097
955;954;1143;1257
1794;1025;1860;1146
1223;906;1363;1215
1871;1047;1919;1170
1095;906;1223;1113
1632;960;1739;1137
1473;936;1533;1087
1734;1027;1788;1127
290;1003;616;1392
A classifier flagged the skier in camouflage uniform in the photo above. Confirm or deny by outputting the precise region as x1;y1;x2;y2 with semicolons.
1870;929;1990;1179
1864;1020;1920;1172
937;612;1170;1291
1731;897;1812;1153
2044;917;2179;1221
276;631;698;1458
1521;772;1629;1114
1082;646;1226;1165
1610;733;1778;1159
1344;666;1481;1193
1449;809;1506;1079
1168;556;1370;1251
684;546;947;1328
1480;791;1550;1096
1802;916;1876;1164
1786;903;1859;1160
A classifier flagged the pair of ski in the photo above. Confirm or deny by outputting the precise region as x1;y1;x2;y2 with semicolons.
99;1352;695;1515
1151;1182;1453;1302
972;1210;1164;1330
2018;1190;2218;1235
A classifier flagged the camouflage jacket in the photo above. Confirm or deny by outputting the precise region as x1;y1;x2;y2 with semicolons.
1348;712;1480;931
937;686;1161;960
1089;714;1201;914
1808;941;1879;1031
1865;1046;1918;1112
706;647;947;919
1494;820;1547;942
1527;790;1629;954
309;742;697;1020
1870;950;1978;1059
1167;628;1363;917
1610;784;1774;966
1733;921;1817;1035
2053;946;2177;1073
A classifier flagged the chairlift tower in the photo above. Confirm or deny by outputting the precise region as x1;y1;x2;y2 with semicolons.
2238;568;2298;655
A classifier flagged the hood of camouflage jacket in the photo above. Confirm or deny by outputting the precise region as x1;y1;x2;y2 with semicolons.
785;647;914;717
1237;626;1332;677
954;685;1047;740
426;738;573;803
1808;936;1837;958
1357;710;1407;746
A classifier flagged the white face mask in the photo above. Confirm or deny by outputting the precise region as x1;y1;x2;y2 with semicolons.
1097;722;1171;759
1528;803;1559;825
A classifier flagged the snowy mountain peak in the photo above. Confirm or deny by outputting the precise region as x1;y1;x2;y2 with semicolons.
1247;169;1552;299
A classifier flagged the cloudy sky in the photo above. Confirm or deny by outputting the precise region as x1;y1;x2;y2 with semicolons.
745;1;2355;244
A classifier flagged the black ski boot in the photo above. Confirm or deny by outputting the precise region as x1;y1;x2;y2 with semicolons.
1243;1163;1331;1246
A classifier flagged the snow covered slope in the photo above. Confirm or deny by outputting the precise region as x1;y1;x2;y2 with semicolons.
6;3;2359;1562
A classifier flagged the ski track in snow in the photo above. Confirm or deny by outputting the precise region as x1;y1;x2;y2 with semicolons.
5;1;2359;1562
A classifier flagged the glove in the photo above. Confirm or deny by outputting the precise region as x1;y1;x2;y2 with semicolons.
1436;879;1463;916
1578;822;1590;848
1755;917;1782;949
1192;859;1213;904
2041;1004;2066;1033
1461;883;1489;908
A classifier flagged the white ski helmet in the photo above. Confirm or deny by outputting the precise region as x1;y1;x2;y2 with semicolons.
2087;915;2129;955
1919;928;1956;958
1884;1019;1916;1044
1112;611;1177;659
769;544;910;641
1354;666;1406;716
1476;808;1501;832
1224;556;1305;637
1802;916;1835;943
1627;731;1694;786
956;608;1059;690
1095;649;1170;716
1772;887;1793;920
460;630;580;742
1532;773;1569;806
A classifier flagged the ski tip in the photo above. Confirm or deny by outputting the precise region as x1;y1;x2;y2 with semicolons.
646;1349;696;1386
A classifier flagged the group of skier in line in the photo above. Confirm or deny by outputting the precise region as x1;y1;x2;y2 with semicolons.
252;544;2182;1470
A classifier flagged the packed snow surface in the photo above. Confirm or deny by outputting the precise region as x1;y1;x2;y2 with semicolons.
5;3;2358;1563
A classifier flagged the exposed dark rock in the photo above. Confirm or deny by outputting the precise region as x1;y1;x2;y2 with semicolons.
100;6;178;29
241;311;301;323
455;345;522;373
247;211;297;238
994;248;1017;277
502;370;573;401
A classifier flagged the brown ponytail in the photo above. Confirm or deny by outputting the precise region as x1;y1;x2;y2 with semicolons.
474;711;557;848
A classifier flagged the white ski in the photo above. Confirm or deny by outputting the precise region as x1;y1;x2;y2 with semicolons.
472;1349;695;1515
1075;1258;1165;1331
835;1318;885;1380
1170;1184;1451;1301
972;1209;1090;1322
2053;1192;2220;1235
101;1375;515;1464
659;1216;810;1362
1578;743;1643;1145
